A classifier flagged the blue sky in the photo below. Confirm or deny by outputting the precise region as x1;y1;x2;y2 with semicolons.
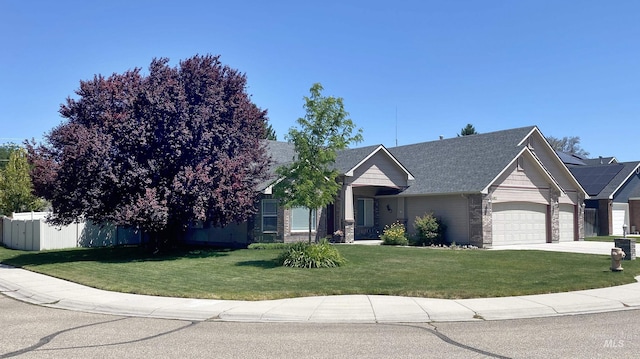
1;0;638;161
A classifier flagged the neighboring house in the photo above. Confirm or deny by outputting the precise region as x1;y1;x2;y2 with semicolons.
205;125;585;249
564;159;640;236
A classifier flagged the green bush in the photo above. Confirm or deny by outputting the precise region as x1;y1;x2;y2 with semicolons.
277;239;346;268
412;213;446;246
380;221;408;246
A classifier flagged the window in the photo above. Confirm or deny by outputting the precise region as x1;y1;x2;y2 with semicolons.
357;198;374;227
262;199;278;233
291;206;316;232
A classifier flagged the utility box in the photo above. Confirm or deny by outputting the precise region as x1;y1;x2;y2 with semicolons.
614;238;636;260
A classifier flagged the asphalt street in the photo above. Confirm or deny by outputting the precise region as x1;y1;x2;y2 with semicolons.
2;295;639;358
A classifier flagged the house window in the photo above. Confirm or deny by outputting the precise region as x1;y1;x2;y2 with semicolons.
262;199;278;233
357;198;374;227
291;207;317;232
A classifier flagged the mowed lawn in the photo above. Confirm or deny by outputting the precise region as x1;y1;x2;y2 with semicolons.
1;244;638;300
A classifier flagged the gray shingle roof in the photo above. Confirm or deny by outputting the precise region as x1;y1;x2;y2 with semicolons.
387;126;536;195
261;126;539;195
265;140;297;167
257;140;297;191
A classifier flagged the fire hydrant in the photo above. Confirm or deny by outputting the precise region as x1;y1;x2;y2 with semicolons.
611;247;626;271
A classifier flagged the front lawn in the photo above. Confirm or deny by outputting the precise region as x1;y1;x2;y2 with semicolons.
1;245;638;300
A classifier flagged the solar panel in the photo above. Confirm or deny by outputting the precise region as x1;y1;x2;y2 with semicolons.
557;151;586;166
570;164;624;196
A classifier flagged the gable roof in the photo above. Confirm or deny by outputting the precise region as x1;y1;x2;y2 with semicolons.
261;141;415;192
387;126;539;195
570;161;640;199
337;145;415;180
334;144;381;174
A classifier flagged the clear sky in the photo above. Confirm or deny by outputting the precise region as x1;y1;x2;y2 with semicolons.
1;0;638;161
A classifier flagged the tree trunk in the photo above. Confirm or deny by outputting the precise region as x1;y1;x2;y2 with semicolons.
308;208;313;244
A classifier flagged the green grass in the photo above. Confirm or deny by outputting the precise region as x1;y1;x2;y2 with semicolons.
1;244;639;300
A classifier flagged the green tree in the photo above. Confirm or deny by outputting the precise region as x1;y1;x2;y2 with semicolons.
274;83;363;243
546;136;589;157
0;144;19;171
0;148;45;216
458;124;478;136
264;122;277;140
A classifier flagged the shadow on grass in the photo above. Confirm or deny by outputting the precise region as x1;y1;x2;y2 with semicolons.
234;259;281;269
0;245;232;268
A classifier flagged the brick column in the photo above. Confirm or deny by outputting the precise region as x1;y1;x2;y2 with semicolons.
344;220;355;243
468;194;493;248
577;193;585;241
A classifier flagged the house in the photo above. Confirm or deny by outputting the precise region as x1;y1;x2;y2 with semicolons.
563;158;640;236
216;125;586;249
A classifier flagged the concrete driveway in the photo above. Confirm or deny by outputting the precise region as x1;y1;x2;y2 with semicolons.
489;240;627;255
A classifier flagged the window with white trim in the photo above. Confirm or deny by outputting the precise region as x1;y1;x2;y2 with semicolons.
357;198;374;227
291;206;316;232
262;199;278;233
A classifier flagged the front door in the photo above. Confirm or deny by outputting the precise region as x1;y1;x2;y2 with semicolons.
326;203;335;236
355;198;376;239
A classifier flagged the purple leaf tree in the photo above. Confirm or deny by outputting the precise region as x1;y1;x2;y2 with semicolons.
27;55;270;248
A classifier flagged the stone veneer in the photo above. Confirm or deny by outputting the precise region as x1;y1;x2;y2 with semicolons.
468;194;493;248
344;220;355;243
549;188;560;243
577;193;586;240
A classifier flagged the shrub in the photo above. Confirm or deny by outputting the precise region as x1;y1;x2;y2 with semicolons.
412;213;446;246
380;221;408;246
277;239;346;268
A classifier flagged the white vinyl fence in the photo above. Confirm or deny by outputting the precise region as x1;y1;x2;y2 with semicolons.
1;213;141;251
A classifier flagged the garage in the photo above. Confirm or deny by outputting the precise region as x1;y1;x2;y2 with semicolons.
492;202;547;246
559;204;576;242
612;205;628;236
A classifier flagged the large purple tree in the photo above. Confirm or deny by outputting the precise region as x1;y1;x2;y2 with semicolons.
27;55;270;246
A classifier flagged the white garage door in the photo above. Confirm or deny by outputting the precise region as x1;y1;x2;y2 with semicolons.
559;204;575;242
612;210;626;236
492;202;547;246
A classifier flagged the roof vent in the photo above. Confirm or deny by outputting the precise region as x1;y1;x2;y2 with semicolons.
439;135;444;140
